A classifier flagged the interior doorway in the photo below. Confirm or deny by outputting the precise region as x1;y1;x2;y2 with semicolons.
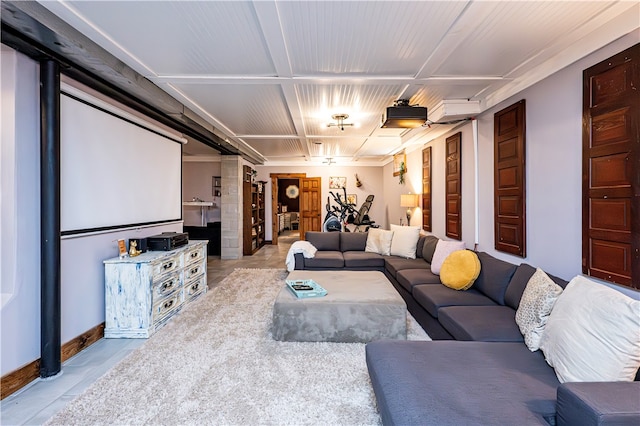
271;173;305;245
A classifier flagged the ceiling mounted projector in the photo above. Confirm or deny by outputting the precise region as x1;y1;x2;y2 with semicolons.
381;100;427;128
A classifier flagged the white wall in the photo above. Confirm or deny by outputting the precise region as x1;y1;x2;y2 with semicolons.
396;31;638;282
182;160;222;226
1;48;183;377
1;48;41;376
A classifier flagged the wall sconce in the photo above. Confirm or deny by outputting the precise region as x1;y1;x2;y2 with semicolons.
400;193;419;225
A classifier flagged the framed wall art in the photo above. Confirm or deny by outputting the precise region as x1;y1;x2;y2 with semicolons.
329;176;346;189
347;194;357;205
393;152;406;177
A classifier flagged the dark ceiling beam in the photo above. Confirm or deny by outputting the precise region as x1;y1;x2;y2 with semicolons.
1;0;264;163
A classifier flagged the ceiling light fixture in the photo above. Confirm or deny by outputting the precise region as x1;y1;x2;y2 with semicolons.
323;157;336;165
327;114;353;131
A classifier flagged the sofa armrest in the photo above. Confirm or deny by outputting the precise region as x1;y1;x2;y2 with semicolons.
293;252;305;270
556;382;640;426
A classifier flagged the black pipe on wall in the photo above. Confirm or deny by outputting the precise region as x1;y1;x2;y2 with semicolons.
40;59;62;378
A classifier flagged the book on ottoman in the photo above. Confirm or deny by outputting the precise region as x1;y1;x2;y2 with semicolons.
285;279;328;299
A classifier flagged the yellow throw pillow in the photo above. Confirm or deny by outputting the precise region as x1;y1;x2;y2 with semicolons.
440;250;481;290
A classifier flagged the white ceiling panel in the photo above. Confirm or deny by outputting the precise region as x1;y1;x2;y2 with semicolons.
358;137;403;157
434;1;617;77
307;138;360;158
297;83;407;135
35;0;637;166
278;1;468;76
244;138;303;158
173;84;294;136
66;0;274;75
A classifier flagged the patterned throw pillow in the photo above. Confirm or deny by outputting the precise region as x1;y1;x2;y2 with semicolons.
515;268;563;351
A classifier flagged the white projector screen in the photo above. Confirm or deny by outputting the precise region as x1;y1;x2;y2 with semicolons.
61;93;182;234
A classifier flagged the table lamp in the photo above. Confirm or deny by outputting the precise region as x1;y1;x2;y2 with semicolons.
400;194;419;226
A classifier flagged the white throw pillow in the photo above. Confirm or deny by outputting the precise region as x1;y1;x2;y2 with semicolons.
515;268;563;352
539;275;640;383
389;224;420;259
430;240;466;275
365;228;394;256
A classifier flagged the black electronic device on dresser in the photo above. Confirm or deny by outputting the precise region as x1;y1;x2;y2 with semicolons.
146;232;188;251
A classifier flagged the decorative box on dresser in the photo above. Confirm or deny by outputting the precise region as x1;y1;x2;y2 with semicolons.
104;240;208;338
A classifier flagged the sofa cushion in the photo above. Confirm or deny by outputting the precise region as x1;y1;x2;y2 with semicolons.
504;263;569;310
440;250;481;290
421;235;439;263
472;252;517;305
366;341;560;426
515;268;563;352
504;263;537;310
343;251;385;269
556;382;640;426
302;251;344;269
430;240;466;275
385;257;429;278
340;232;368;252
365;228;394;255
412;284;496;318
305;231;340;251
540;275;640;383
389;224;420;259
396;269;441;292
438;306;524;342
415;235;427;259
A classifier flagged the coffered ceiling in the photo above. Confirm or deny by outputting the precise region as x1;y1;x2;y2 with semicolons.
25;1;640;165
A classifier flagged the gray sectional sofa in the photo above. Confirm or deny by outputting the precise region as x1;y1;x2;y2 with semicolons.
293;231;640;425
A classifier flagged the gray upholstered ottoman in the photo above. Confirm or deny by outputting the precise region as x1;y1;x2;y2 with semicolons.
272;270;407;343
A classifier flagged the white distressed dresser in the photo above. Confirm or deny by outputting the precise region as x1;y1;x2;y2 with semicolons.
104;240;207;338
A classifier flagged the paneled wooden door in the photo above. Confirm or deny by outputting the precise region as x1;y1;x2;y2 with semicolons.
422;146;432;232
582;43;639;288
494;100;526;257
445;133;462;240
300;177;322;238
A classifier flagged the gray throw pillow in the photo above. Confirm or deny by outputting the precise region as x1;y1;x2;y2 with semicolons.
421;235;439;263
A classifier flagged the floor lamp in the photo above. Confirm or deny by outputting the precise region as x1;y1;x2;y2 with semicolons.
401;194;419;226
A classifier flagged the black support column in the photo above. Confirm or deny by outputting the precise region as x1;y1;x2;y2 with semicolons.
40;59;61;378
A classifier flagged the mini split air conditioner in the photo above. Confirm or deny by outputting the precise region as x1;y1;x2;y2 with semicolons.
380;100;427;128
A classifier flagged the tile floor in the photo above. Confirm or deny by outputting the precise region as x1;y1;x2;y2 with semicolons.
1;231;298;425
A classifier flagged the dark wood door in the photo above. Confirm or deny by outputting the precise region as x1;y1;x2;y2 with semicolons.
445;133;462;240
583;43;639;288
300;177;322;238
494;100;526;257
422;146;432;232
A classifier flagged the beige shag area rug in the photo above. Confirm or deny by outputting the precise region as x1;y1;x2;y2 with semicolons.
46;268;429;426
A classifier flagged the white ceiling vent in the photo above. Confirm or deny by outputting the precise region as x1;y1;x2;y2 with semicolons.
429;100;481;123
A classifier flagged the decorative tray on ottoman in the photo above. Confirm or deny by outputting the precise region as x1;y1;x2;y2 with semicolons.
285;279;328;299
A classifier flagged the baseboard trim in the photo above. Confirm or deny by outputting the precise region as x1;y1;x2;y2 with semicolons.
1;322;105;400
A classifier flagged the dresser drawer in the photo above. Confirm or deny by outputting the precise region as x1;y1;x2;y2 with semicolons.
184;261;205;281
184;245;205;266
152;254;181;279
152;290;183;324
184;275;206;303
153;272;182;298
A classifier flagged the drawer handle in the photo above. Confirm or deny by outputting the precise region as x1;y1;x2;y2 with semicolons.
161;280;174;292
163;300;174;310
190;252;199;259
190;267;199;275
191;282;200;292
163;261;174;270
